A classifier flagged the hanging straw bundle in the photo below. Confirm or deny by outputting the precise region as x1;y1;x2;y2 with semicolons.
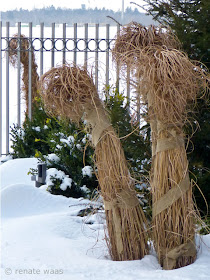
39;64;149;261
112;22;209;269
9;34;39;113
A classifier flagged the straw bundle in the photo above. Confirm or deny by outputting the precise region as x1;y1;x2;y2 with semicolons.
39;64;149;261
112;22;209;269
9;34;39;113
39;65;100;123
112;22;180;70
94;127;148;260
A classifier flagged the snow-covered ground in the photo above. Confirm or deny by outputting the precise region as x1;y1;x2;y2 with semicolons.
1;158;210;280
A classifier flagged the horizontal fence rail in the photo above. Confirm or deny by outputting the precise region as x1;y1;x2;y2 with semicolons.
0;22;134;157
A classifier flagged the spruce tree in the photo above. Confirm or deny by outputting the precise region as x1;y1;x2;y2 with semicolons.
143;0;210;67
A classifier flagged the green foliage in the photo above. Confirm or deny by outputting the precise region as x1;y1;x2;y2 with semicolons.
199;216;210;235
10;99;97;198
187;98;210;214
10;100;54;158
144;0;210;67
10;90;151;207
104;86;151;179
35;121;98;198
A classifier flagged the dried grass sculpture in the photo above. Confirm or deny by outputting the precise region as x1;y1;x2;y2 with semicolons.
112;22;209;269
39;64;149;261
9;34;39;114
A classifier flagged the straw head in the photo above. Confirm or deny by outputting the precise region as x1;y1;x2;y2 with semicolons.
112;22;180;67
112;23;209;127
134;47;209;126
39;64;99;122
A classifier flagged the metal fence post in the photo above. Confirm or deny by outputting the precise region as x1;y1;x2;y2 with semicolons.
28;22;32;119
73;23;77;64
6;22;10;154
137;93;140;123
0;21;2;156
62;23;66;65
17;22;21;126
84;23;88;69
40;22;44;76
106;24;110;88
95;23;99;90
51;23;55;68
127;66;131;113
116;24;120;92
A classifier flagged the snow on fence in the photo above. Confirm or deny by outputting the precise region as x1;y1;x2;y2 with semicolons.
0;21;133;156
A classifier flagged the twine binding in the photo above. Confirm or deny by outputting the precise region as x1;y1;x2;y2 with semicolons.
162;239;196;270
103;189;140;255
153;174;190;218
85;107;112;146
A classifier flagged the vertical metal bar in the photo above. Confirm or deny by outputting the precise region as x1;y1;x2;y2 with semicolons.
121;0;125;24
17;22;21;126
40;22;44;76
106;24;110;88
28;22;32;119
73;23;77;64
0;21;2;156
84;23;88;69
126;66;131;113
95;23;99;91
137;94;140;123
62;23;66;65
6;22;10;154
116;24;120;91
51;22;55;68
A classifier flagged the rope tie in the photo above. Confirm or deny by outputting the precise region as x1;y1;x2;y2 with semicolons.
85;106;111;146
103;189;140;254
153;174;190;218
162;239;196;270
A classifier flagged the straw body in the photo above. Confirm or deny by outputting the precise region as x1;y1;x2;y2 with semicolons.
39;64;149;261
151;128;196;269
85;103;149;260
112;22;209;269
93;121;148;260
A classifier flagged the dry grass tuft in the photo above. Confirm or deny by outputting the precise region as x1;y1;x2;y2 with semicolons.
39;64;100;123
9;34;30;66
112;22;180;67
9;34;39;113
134;47;208;128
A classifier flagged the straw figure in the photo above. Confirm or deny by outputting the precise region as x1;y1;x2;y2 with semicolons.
39;64;149;261
112;22;209;269
9;34;39;114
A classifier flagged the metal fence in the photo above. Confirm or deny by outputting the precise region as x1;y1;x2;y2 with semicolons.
0;21;134;156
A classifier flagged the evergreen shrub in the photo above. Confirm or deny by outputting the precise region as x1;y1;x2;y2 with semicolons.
10;90;152;208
